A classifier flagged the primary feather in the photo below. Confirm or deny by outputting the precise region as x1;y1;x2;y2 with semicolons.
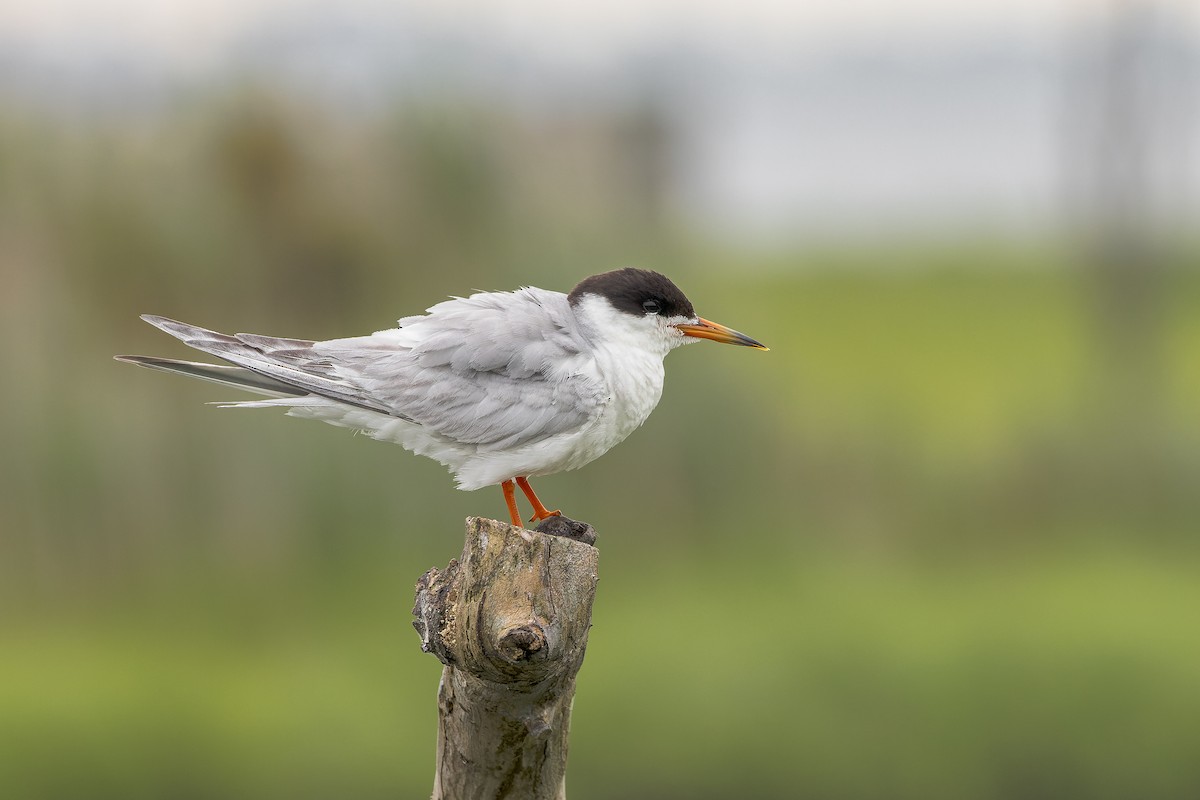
112;355;304;397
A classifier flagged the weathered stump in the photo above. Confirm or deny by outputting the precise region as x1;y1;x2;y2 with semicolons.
413;516;599;800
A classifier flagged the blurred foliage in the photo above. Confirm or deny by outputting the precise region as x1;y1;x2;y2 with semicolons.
1;88;1198;800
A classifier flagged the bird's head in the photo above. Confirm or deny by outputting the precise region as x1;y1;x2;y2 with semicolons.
568;268;767;357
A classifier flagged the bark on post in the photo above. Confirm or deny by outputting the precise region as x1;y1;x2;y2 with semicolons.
413;516;599;800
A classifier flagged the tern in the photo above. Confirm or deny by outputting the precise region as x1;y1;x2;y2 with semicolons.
117;268;767;528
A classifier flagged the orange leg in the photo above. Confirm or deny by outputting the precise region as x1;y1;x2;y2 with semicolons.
501;479;523;528
515;476;561;523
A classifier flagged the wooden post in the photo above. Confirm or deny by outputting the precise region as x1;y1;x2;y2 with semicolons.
413;516;599;800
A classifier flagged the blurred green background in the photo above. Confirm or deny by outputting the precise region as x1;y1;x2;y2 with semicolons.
3;3;1199;799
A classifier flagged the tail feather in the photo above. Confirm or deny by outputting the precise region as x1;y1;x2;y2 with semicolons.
120;315;403;418
113;355;305;398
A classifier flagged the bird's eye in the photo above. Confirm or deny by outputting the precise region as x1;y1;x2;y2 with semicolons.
642;298;663;315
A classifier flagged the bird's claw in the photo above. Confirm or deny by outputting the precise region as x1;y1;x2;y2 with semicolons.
529;509;562;523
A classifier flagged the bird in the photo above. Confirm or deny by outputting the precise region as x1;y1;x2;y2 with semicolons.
116;268;767;528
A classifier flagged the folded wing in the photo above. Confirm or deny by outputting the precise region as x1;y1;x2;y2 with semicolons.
316;288;604;450
132;288;604;450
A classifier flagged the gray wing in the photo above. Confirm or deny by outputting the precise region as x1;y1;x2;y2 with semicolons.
136;288;604;449
136;315;406;417
316;287;605;450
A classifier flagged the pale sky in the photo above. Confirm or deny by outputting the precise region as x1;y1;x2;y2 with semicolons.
4;0;1193;238
0;0;1108;70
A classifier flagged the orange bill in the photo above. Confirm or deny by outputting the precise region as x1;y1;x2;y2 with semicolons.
675;318;768;350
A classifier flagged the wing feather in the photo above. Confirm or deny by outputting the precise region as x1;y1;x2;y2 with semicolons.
138;315;403;417
316;288;604;447
135;289;604;450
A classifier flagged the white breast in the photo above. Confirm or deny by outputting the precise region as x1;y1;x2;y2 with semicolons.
582;343;666;461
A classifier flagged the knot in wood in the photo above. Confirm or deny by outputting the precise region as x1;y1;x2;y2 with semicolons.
498;623;546;662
